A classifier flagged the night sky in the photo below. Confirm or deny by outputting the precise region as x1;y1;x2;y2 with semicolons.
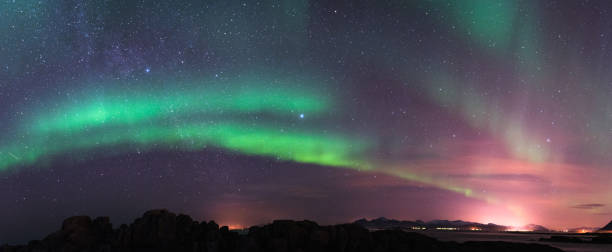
2;0;612;243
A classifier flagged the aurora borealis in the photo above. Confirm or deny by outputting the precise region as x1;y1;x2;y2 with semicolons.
3;0;612;243
0;77;372;171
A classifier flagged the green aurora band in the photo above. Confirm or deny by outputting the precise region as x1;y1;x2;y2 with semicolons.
0;122;371;172
0;78;371;171
0;76;485;204
32;84;330;134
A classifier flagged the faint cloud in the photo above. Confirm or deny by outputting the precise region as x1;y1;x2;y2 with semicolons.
450;173;547;183
594;212;612;216
571;203;605;209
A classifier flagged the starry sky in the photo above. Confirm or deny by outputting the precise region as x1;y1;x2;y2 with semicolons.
2;0;612;243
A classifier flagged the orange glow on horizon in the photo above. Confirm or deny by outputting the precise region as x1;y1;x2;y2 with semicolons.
505;226;532;232
226;224;245;230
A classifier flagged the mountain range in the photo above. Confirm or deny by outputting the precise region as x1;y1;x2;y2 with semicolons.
353;217;550;232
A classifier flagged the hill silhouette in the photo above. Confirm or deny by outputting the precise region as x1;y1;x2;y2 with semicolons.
0;209;564;252
353;217;553;233
599;220;612;233
354;217;508;232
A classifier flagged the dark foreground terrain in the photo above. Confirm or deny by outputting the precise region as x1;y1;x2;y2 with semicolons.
1;209;564;252
541;235;612;244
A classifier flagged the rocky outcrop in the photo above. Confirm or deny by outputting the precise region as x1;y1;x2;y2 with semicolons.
0;209;565;252
35;216;114;252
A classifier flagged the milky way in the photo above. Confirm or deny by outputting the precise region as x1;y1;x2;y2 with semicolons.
2;0;612;243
